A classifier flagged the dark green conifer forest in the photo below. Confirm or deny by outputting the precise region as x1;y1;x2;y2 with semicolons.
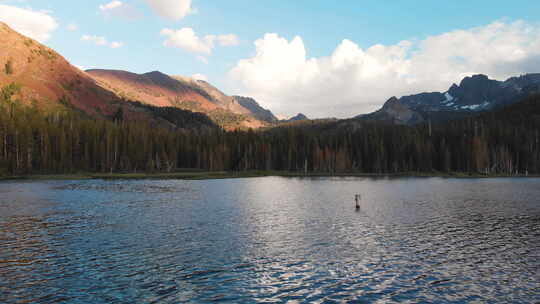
1;83;539;176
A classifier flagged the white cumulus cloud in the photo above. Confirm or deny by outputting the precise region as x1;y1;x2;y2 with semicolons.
161;27;213;54
229;20;540;118
82;35;107;45
99;0;123;11
161;27;239;61
0;4;58;42
99;0;141;20
145;0;193;20
82;35;124;48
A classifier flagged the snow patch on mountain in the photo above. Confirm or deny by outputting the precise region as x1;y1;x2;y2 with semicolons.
460;101;491;111
443;92;454;103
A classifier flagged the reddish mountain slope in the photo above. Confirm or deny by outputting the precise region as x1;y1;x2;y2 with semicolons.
0;22;120;115
0;21;269;130
0;22;216;130
87;69;267;129
87;69;219;111
172;76;248;114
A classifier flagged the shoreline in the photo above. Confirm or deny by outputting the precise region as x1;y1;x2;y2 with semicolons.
1;171;538;181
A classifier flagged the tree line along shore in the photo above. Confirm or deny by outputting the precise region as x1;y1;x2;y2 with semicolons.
1;83;540;178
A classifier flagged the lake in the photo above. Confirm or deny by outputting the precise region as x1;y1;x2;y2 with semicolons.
0;177;539;303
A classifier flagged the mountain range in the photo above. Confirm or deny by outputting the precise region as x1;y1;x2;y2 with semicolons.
86;69;274;129
360;73;540;125
0;22;275;130
3;20;540;130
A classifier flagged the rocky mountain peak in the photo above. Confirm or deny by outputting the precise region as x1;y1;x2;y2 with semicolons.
232;96;278;123
503;73;540;88
382;96;400;108
289;113;309;121
358;72;540;125
143;70;168;78
459;74;489;86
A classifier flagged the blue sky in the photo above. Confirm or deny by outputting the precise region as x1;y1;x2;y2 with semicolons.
1;0;540;117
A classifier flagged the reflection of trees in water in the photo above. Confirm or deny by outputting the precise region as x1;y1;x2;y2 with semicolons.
54;181;194;194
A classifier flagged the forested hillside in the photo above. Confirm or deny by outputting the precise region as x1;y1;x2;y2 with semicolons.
1;79;539;176
0;22;270;131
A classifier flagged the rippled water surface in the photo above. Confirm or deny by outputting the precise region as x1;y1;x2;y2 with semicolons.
1;177;539;303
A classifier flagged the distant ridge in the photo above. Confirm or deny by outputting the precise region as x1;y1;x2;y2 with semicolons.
359;73;540;125
233;96;278;123
85;69;275;129
282;113;309;122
